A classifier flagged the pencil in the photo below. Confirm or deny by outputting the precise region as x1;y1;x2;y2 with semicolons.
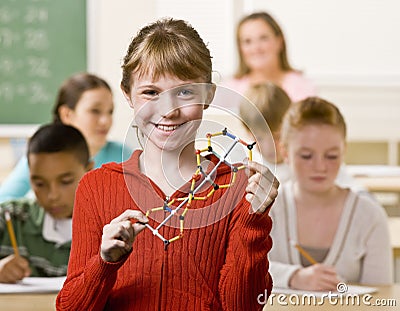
290;240;317;265
4;210;19;257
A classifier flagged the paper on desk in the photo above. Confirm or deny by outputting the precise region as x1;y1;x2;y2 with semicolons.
0;276;66;294
272;285;378;297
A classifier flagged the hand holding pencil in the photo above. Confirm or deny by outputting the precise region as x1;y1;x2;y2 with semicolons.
0;211;31;283
289;240;340;291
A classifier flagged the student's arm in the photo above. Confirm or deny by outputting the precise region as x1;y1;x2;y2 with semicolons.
269;261;302;288
218;163;276;311
218;161;280;310
56;175;147;311
269;239;340;290
219;198;273;311
0;157;31;203
56;177;123;311
360;204;393;284
271;261;339;291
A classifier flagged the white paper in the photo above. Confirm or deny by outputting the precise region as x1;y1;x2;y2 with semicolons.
0;276;66;294
272;285;378;297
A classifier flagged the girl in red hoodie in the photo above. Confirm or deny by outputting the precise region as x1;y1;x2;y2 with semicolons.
57;18;279;311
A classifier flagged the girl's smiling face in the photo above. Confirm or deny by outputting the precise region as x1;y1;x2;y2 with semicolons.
285;124;345;193
124;73;214;152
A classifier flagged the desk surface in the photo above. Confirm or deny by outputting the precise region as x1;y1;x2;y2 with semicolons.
264;284;400;310
0;293;56;311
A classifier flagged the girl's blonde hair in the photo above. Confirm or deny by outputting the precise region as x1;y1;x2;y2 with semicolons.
121;18;212;93
240;82;291;133
280;97;347;147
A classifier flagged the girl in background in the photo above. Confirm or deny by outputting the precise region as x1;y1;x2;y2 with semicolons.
240;84;367;192
269;97;392;290
239;82;291;181
0;73;127;203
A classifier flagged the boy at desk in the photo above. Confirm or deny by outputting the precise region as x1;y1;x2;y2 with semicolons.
0;123;92;283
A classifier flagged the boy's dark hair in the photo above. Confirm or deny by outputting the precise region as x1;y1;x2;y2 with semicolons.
27;123;90;166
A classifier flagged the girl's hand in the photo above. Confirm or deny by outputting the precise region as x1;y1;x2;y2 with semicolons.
100;210;148;262
245;161;279;213
289;264;341;291
0;254;31;283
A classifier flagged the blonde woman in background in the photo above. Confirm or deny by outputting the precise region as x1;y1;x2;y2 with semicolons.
222;11;315;112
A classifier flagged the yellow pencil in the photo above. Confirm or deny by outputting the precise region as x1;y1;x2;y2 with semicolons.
5;210;19;257
290;240;317;265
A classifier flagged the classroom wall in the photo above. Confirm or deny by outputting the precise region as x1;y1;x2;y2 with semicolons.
86;0;157;146
88;0;400;161
2;0;400;166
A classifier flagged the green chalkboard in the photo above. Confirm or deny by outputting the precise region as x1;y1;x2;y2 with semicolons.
0;0;87;124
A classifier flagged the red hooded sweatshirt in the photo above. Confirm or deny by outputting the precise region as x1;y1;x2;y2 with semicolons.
56;150;273;311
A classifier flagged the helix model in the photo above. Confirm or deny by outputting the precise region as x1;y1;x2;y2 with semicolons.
143;128;256;249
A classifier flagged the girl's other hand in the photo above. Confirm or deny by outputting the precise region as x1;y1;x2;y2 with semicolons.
245;160;279;213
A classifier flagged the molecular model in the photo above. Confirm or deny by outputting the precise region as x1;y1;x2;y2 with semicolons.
143;128;255;249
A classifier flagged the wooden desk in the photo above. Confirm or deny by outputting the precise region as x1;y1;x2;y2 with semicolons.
0;293;56;311
355;174;400;216
264;284;400;310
